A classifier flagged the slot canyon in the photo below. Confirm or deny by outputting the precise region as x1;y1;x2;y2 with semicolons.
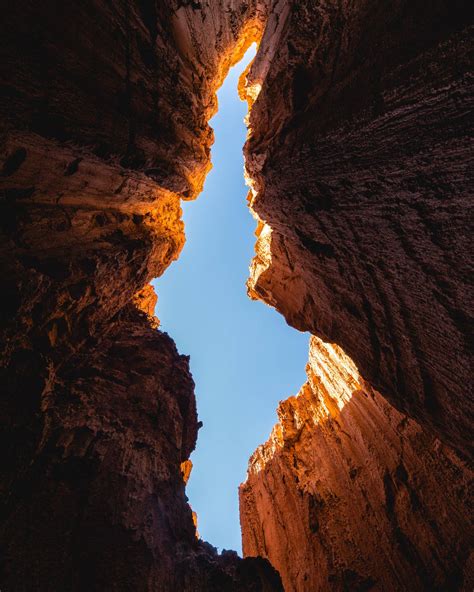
0;1;472;591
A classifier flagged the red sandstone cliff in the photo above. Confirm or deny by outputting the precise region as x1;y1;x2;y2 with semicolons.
244;1;474;460
238;2;473;589
0;0;472;590
0;1;284;589
240;336;473;591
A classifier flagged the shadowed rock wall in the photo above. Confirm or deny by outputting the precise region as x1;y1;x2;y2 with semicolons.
0;1;284;589
0;0;472;590
245;0;474;460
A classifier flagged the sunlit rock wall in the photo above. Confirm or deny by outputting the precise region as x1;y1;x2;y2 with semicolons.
239;1;473;589
1;0;273;363
240;336;474;591
1;0;472;589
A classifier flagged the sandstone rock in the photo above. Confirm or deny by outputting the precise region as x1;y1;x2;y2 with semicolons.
240;336;474;591
240;5;473;588
243;1;474;460
0;0;472;590
134;283;160;327
0;2;284;589
1;303;283;591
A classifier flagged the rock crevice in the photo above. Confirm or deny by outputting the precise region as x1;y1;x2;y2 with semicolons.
0;0;472;590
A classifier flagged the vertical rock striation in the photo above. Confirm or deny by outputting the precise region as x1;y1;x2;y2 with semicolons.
239;2;473;590
244;0;474;460
240;337;473;591
0;1;284;589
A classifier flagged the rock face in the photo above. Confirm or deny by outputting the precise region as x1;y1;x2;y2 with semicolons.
1;302;283;591
0;0;472;590
244;1;474;460
0;1;284;590
240;337;473;591
239;3;473;589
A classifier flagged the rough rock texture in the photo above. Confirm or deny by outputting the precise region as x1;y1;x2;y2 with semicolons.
0;0;271;199
244;1;474;460
0;1;284;590
134;283;160;327
1;303;283;591
1;0;473;590
240;337;474;591
239;2;473;589
0;0;274;370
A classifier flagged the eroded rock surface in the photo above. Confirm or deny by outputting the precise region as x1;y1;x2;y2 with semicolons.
0;1;284;590
240;337;473;591
239;2;473;590
1;302;283;590
0;0;472;590
244;0;474;460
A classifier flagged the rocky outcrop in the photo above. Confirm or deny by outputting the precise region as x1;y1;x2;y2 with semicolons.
240;336;474;591
0;0;274;368
1;0;472;590
0;1;285;590
239;3;473;589
1;302;283;590
244;1;474;460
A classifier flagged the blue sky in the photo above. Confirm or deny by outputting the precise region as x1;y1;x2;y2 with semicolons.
153;45;308;554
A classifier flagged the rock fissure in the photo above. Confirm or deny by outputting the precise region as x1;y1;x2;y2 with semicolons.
1;1;472;591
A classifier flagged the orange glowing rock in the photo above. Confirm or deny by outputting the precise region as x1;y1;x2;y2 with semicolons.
240;336;473;591
180;459;193;485
192;510;200;540
133;284;160;328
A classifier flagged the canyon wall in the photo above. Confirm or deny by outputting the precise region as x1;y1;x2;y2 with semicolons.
0;1;283;589
239;2;473;589
240;337;473;591
1;0;472;590
244;0;473;460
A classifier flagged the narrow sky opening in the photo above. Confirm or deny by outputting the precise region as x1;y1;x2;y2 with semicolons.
153;44;309;554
